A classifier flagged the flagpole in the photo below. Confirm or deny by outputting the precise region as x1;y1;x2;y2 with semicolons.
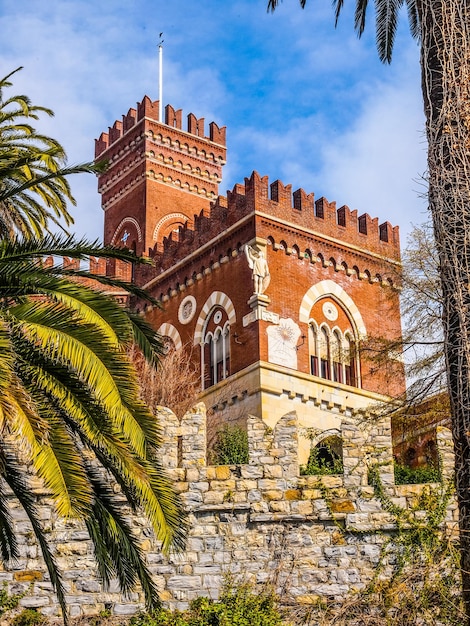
158;33;164;123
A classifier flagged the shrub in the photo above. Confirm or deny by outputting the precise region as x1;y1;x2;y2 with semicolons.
12;609;45;626
300;441;343;475
394;463;441;484
211;425;249;465
129;581;286;626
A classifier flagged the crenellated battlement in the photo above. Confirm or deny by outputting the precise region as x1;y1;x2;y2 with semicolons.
152;170;400;269
238;171;400;252
95;97;227;158
42;255;133;285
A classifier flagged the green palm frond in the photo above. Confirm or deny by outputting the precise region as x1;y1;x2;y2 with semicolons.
375;0;404;63
85;468;161;609
406;0;420;39
0;68;184;614
0;443;67;621
0;481;18;562
353;0;369;36
269;0;420;63
0;67;104;237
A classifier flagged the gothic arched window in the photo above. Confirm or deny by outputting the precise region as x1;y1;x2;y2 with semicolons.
319;326;330;380
202;308;230;389
308;323;360;388
344;333;357;387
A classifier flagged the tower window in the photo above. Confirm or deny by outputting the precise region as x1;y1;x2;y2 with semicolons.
202;308;231;389
308;322;360;388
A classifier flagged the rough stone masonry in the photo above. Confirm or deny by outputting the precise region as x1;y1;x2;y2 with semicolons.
1;405;456;618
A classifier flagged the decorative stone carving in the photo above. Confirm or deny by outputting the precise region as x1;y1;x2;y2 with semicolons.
322;301;338;321
178;295;196;324
267;318;301;369
244;244;270;295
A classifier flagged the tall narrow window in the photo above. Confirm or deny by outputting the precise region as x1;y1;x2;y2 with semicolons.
309;324;319;376
202;309;231;389
344;335;356;387
319;327;330;380
332;330;343;383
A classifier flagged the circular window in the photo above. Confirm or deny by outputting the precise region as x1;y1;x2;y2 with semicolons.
213;310;223;324
178;295;196;324
322;301;338;322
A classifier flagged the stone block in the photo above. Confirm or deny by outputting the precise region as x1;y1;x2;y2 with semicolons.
264;465;283;478
20;597;51;608
202;491;225;505
215;466;232;480
113;604;141;615
193;565;221;575
13;570;42;582
263;490;283;501
329;500;356;513
168;575;202;590
241;466;264;479
76;580;102;593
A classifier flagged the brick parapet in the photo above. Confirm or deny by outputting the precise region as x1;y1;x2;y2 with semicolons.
95;98;226;158
143;170;400;280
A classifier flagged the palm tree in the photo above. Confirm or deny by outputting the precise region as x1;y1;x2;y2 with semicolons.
0;71;185;620
0;235;185;618
0;67;103;238
269;0;470;620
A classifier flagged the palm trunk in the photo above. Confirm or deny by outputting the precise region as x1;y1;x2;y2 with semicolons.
419;0;470;620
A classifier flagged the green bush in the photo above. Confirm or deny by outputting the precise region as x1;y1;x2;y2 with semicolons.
129;581;285;626
211;425;249;465
12;609;45;626
394;463;441;484
300;442;343;476
0;583;29;618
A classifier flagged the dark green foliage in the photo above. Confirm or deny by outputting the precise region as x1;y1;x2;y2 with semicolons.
12;609;45;626
0;582;27;617
300;471;465;625
211;426;249;465
300;441;343;476
129;582;285;626
394;463;441;485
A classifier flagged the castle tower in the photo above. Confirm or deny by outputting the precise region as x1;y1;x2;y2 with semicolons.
97;101;405;465
95;98;226;257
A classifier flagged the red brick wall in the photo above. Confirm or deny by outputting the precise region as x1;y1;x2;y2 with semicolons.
96;99;405;400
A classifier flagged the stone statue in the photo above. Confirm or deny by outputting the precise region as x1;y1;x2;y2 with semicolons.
245;244;270;295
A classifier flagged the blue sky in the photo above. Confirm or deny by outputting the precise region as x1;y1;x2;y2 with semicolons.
1;0;427;246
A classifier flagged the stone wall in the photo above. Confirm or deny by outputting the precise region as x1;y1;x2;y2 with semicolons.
2;406;457;618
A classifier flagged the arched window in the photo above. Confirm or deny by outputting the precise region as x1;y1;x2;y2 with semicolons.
332;330;343;383
344;334;357;386
308;323;319;376
202;308;230;389
319;326;330;379
301;435;343;475
308;324;360;388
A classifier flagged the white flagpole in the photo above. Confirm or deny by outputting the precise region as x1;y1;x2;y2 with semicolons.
158;33;164;123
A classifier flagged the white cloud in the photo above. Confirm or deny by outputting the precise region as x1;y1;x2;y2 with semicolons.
0;0;428;248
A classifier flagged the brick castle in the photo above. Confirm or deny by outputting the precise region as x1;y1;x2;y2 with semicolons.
95;97;405;463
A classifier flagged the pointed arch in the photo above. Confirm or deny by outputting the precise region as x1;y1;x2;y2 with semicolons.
299;280;367;338
194;291;236;345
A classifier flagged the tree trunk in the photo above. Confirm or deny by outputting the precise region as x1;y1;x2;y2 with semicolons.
420;0;470;620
